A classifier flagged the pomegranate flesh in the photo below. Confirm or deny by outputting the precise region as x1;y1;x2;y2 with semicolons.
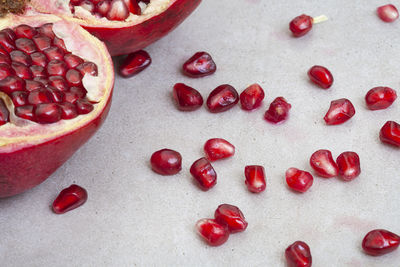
264;97;291;124
289;14;313;37
362;229;400;256
172;83;203;111
324;98;355;125
365;86;397;110
150;148;182;175
309;149;339;178
206;84;239;113
286;168;313;193
182;51;216;78
336;151;361;181
214;204;248;233
285;241;312;267
196;218;229;246
239;83;265;111
119;50;151;77
52;184;88;214
308;65;334;89
244;165;266;193
203;138;235;161
190;157;217;191
380;121;400;147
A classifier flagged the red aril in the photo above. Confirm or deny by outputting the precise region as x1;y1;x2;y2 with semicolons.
377;4;399;23
214;204;248;233
289;14;313;37
239;83;265;111
264;97;291;124
365;87;397;110
336;151;361;181
119;50;151;78
150;148;182;175
309;149;339;178
285;241;312;267
52;184;88;214
308;65;334;89
206;84;239;113
172;83;203;111
190;157;217;191
286;168;313;193
244;165;266;193
380;121;400;147
182;52;216;78
196;218;229;246
362;229;400;256
203;138;235;161
324;98;355;125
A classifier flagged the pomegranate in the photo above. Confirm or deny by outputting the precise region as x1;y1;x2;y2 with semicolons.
239;83;265;111
0;14;114;197
365;86;397;110
214;204;248;233
119;50;151;77
377;4;399;23
289;14;328;37
196;218;229;246
336;151;361;181
362;229;400;256
380;121;400;147
172;83;203;111
264;97;291;124
182;52;216;78
244;165;266;193
206;84;239;113
285;168;313;193
203;138;235;161
308;65;334;89
285;241;312;267
309;149;339;178
190;157;217;191
52;184;88;214
150;148;182;175
324;98;355;125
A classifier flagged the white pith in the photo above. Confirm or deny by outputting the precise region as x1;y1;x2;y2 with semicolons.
0;14;113;152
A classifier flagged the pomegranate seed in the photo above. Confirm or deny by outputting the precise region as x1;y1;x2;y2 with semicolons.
324;98;355;125
150;148;182;175
172;83;203;111
289;14;313;37
53;37;67;52
0;32;15;52
11;62;33;79
204;138;235;161
32;35;52;51
15;105;34;121
27;89;53;105
59;102;78;120
0;63;15;80
286;168;313;193
362;229;400;256
206;84;239;113
0;99;10;125
239;83;265;111
75;99;94;114
107;0;130;21
14;25;37;39
124;0;141;15
336;151;361;181
1;28;17;41
64;91;80;104
196;219;229;246
44;46;65;61
264;97;291;124
35;103;63;123
182;52;216;78
30;65;47;78
11;91;28;107
52;184;88;214
308;65;334;89
70;86;87;98
64;53;84;69
309;149;339;178
47;87;65;103
377;4;399;22
76;62;98;76
15;38;37;54
36;24;56;39
10;50;32;66
190;157;217;191
97;0;112;16
31;52;48;67
66;69;83;86
47;59;68;76
214;204;248;233
0;54;11;65
365;87;397;110
380;121;400;147
0;76;26;94
244;165;266;193
285;241;312;267
48;76;69;91
119;50;151;77
25;80;44;91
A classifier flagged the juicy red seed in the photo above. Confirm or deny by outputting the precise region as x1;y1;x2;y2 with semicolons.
53;37;67;52
239;83;265;111
1;28;17;41
11;91;28;107
150;148;182;175
0;44;8;55
30;65;47;78
63;92;80;104
196;219;229;246
31;52;48;67
32;35;52;51
124;0;141;15
190;157;217;191
182;52;216;78
264;97;291;124
362;229;400;256
324;98;355;125
15;38;37;55
289;14;313;37
0;54;11;65
0;99;10;125
285;241;312;267
172;83;203;111
15;105;34;120
49;76;70;91
119;50;151;78
10;50;32;66
0;63;15;80
47;60;68;76
48;87;65;103
0;32;16;52
286;168;313;193
15;25;38;39
35;103;62;123
44;47;65;61
70;86;87;98
365;87;397;110
52;184;88;214
25;80;44;91
206;84;239;113
97;0;112;16
80;0;96;12
214;204;248;233
107;0;130;21
59;102;78;119
64;53;84;69
377;4;399;23
336;151;361;181
380;121;400;147
309;149;339;178
77;62;98;76
37;23;56;39
28;89;53;105
308;65;334;89
66;69;83;86
11;62;33;79
244;165;266;193
75;99;94;114
204;138;235;161
0;76;26;94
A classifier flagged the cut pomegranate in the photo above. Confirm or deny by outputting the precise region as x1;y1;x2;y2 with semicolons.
190;157;217;191
377;4;399;23
380;121;400;147
365;87;397;110
196;218;229;246
362;229;400;256
206;84;239;113
119;50;151;78
289;14;313;37
239;83;265;111
336;151;361;181
324;98;355;125
264;97;291;124
286;168;313;193
214;204;248;233
203;138;235;161
285;241;312;267
150;148;182;175
308;65;334;89
52;184;88;214
309;149;339;178
244;165;266;193
172;83;203;111
182;52;216;78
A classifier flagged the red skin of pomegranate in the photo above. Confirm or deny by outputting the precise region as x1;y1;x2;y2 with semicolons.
336;151;361;181
309;149;339;178
150;148;182;175
214;204;248;233
308;65;334;89
285;241;312;267
362;229;400;256
365;87;397;110
203;138;235;161
289;14;313;37
377;4;399;23
190;157;217;191
119;50;151;78
380;121;400;147
182;51;216;78
239;83;265;111
244;165;266;193
324;98;355;125
196;218;229;246
172;83;203;111
206;84;239;113
52;184;88;214
286;168;313;193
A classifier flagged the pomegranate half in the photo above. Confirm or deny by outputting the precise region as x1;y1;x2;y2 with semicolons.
31;0;202;56
0;14;114;197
